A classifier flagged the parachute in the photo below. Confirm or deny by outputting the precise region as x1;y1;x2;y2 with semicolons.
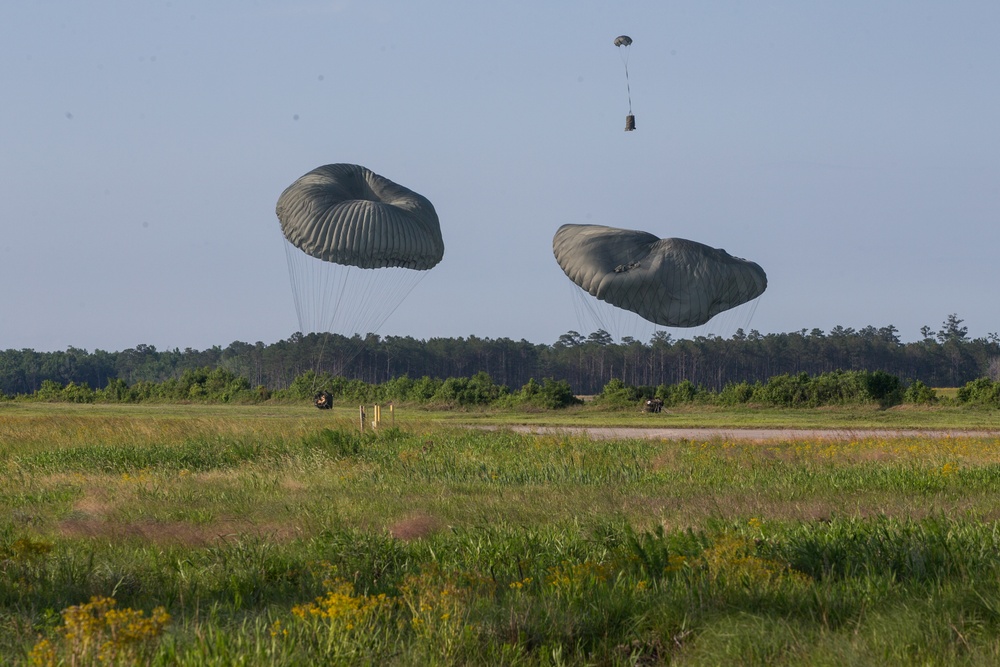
552;224;767;329
276;163;444;344
613;35;635;131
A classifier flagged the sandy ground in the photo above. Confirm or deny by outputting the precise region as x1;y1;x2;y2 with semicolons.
485;426;1000;442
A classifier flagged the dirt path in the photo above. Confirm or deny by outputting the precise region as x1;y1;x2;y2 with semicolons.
486;426;1000;442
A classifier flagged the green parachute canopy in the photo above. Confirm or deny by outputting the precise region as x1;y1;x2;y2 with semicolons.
276;164;444;339
276;163;444;270
553;224;767;328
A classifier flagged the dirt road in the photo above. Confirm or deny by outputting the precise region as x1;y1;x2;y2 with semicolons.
487;426;1000;442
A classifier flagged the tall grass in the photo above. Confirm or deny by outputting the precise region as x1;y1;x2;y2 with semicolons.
3;405;1000;664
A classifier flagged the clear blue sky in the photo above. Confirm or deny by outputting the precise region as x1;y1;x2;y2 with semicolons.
3;1;998;352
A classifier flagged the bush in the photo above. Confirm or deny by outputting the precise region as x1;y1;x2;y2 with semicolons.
597;378;641;408
286;370;335;400
511;378;580;409
956;378;1000;408
903;380;937;405
432;372;508;407
538;378;581;409
752;372;812;407
718;381;755;406
748;371;903;408
61;381;96;404
35;380;63;401
858;370;903;408
406;376;442;402
98;378;131;402
657;379;704;407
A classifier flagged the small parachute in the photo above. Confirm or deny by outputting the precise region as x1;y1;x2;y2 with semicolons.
276;163;444;348
613;35;635;131
553;224;767;328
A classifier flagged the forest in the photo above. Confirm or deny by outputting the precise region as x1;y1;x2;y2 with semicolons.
2;315;997;398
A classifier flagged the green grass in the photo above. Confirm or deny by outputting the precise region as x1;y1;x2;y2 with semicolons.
3;402;1000;664
443;402;1000;430
4;397;998;431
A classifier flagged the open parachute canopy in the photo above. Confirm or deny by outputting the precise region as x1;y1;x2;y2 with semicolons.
276;163;444;270
276;163;444;338
552;224;767;328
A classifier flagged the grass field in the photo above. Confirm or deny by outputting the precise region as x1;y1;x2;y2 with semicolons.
2;402;1000;665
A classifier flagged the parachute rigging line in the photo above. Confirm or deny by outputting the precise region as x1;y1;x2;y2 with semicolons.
622;53;632;115
284;238;430;378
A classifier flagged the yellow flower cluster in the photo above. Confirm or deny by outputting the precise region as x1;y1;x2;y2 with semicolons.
509;576;533;590
269;619;289;638
6;537;53;562
120;470;152;483
699;535;811;590
291;578;391;632
546;560;611;595
665;554;688;574
399;570;477;658
30;595;170;666
398;449;422;462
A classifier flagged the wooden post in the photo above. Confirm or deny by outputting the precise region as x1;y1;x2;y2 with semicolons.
390;403;394;427
359;405;365;433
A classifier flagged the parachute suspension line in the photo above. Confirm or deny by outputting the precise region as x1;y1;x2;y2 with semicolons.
570;281;658;346
324;266;427;375
741;295;762;333
726;269;762;335
283;239;310;332
284;240;432;380
623;59;633;116
310;263;356;383
284;239;333;384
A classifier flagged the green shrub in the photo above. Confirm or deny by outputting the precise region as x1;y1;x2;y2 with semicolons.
858;370;903;408
432;372;508;407
512;378;581;409
904;379;937;405
748;370;903;408
597;378;639;408
61;381;96;404
956;377;1000;407
286;370;335;400
658;379;702;406
752;372;813;407
35;379;63;401
718;381;755;406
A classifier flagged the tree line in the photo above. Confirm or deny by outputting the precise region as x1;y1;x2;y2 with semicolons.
10;365;1000;411
1;315;998;398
